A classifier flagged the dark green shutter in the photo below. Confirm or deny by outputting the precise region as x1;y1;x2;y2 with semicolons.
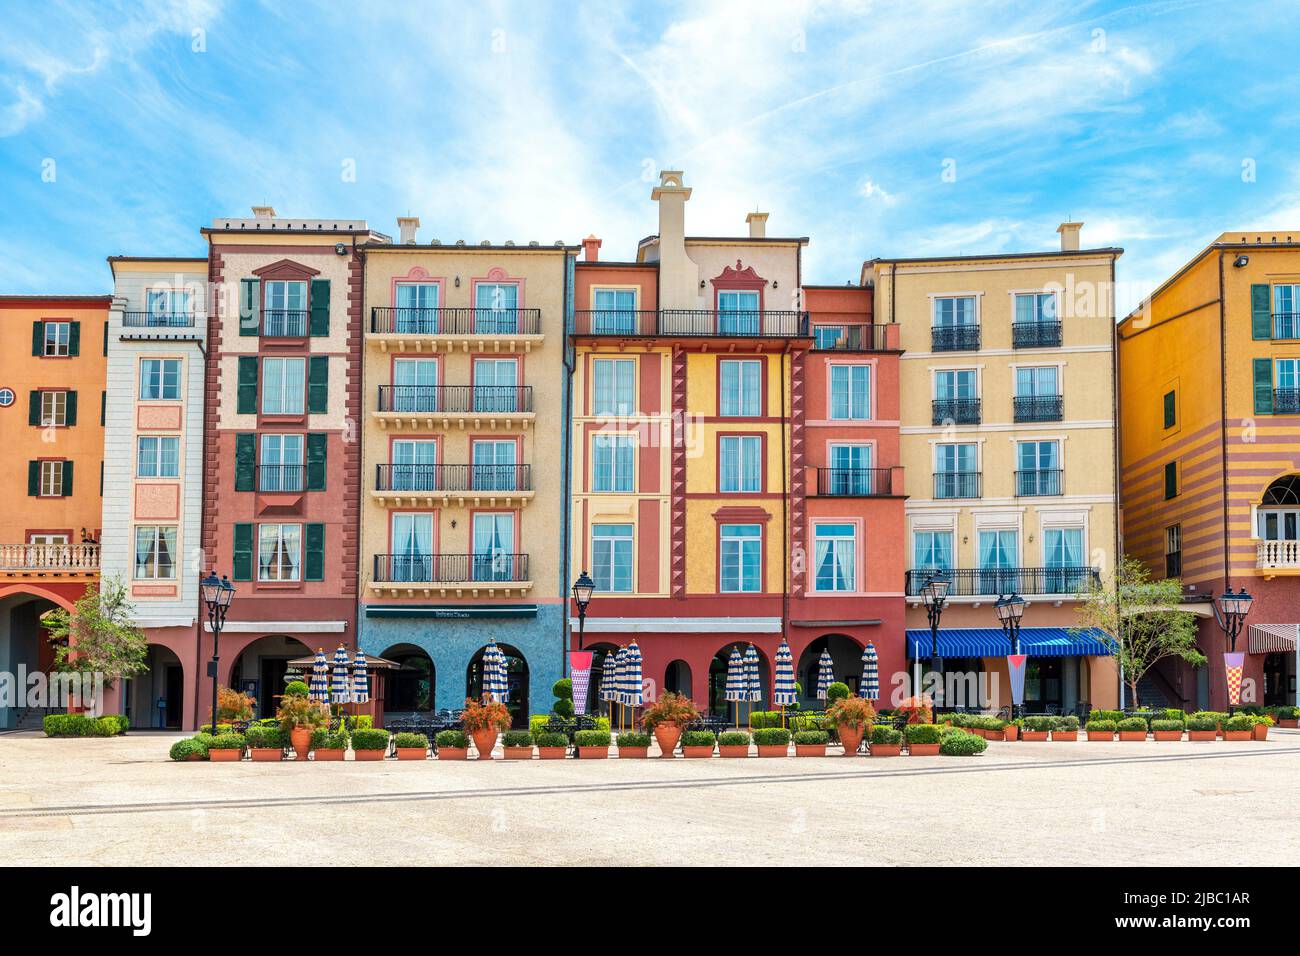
65;391;77;426
28;391;40;426
232;524;254;581
304;523;325;581
1251;284;1272;340
237;356;259;414
27;461;38;496
234;433;255;492
103;320;108;356
309;279;330;337
31;321;43;356
1253;357;1274;414
240;278;260;337
1162;391;1175;429
62;460;73;496
1163;461;1177;500
307;356;329;414
68;322;80;356
100;391;106;426
306;433;327;491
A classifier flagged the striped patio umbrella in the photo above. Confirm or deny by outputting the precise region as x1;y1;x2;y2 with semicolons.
351;650;370;704
743;644;762;703
482;641;509;703
329;644;352;704
815;649;835;700
624;642;644;708
860;642;880;701
612;647;629;704
723;647;746;702
772;639;797;707
308;648;330;704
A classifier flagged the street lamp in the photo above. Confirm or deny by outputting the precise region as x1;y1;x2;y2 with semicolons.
994;592;1027;720
1213;585;1254;714
201;571;235;734
920;571;950;712
571;570;595;651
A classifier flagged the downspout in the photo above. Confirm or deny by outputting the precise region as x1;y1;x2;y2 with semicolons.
1110;253;1124;709
1217;251;1230;594
355;235;364;646
560;251;574;678
194;239;215;731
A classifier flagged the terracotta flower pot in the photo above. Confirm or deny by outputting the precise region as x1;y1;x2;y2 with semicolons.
1118;731;1147;741
470;728;499;760
289;727;312;761
578;745;610;759
185;753;204;762
437;747;469;760
683;745;714;758
718;745;749;758
1086;731;1113;741
1224;730;1251;741
503;746;534;760
837;725;864;755
653;722;682;757
617;746;649;759
395;747;428;760
1188;730;1217;741
1279;719;1298;728
1002;724;1019;741
756;744;789;757
1253;724;1269;741
1021;731;1048;742
209;748;242;762
1153;730;1183;742
1052;731;1078;742
794;744;827;757
907;743;940;756
352;748;386;761
536;746;567;760
314;748;345;761
870;743;902;757
250;748;283;762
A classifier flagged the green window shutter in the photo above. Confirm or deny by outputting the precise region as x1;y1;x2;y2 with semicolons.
62;461;73;496
68;322;80;356
28;391;41;426
234;433;256;492
1251;284;1272;340
239;278;261;337
1162;391;1175;429
31;321;43;356
100;390;106;426
309;279;330;337
237;356;259;415
304;523;325;581
306;433;327;491
307;356;329;414
232;523;254;581
1253;357;1274;414
27;461;38;496
103;320;108;357
1163;461;1177;500
65;391;77;426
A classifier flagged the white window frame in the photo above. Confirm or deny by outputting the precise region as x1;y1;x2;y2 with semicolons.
591;434;636;493
261;357;306;416
592;358;636;416
829;363;872;420
257;523;302;582
139;358;182;401
133;525;177;580
718;434;762;493
40;390;67;426
811;521;857;593
591;523;634;593
38;460;64;497
136;436;180;478
719;359;762;417
43;321;70;357
719;523;763;593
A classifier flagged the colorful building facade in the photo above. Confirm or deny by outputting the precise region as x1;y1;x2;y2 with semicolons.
1118;232;1300;710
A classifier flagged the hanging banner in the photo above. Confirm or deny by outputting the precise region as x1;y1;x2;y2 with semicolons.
1224;652;1246;706
569;651;593;716
1006;654;1028;706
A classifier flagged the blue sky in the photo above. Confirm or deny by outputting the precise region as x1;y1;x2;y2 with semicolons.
2;0;1298;315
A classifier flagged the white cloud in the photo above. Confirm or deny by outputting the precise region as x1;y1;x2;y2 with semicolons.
858;178;896;206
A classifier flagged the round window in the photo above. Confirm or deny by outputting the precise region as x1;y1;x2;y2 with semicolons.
0;388;14;408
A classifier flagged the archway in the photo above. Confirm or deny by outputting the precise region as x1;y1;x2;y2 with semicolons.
228;635;313;719
380;643;434;714
467;643;529;728
795;634;865;708
123;644;185;729
0;589;67;729
707;643;771;717
664;659;692;698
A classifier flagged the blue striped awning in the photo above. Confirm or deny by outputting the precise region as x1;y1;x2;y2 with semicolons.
905;627;1113;659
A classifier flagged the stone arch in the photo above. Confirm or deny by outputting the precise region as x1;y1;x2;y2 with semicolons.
379;643;435;713
466;643;530;729
226;634;314;719
794;633;867;706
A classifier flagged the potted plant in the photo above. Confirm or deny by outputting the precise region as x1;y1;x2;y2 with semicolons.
1249;714;1273;741
216;685;256;725
681;729;717;757
393;732;429;760
752;727;791;757
435;730;469;760
826;695;874;756
1085;718;1116;741
169;736;210;761
641;691;699;758
313;729;347;761
575;729;612;758
616;731;651;759
1186;715;1217;741
939;730;988;756
1116;716;1148;741
276;691;329;761
461;698;511;760
246;724;284;761
207;732;246;762
717;730;751;757
533;731;568;759
1223;715;1253;741
868;724;902;757
1150;718;1183;742
993;716;1017;741
1191;711;1228;736
897;695;933;725
502;730;534;760
793;730;829;756
1048;715;1078;741
1275;706;1299;729
351;728;391;760
905;723;941;756
1020;716;1052;741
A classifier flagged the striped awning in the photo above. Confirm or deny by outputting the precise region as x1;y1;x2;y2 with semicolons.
905;626;1113;659
1248;624;1299;654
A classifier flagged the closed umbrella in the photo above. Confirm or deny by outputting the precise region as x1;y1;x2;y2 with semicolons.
611;647;629;730
723;647;745;728
308;648;330;705
815;649;835;700
773;638;797;721
482;641;509;703
598;650;617;726
860;643;879;701
351;650;370;705
330;644;351;705
743;644;762;727
625;642;644;711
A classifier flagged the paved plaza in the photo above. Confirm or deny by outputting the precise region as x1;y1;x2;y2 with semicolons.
1;730;1297;867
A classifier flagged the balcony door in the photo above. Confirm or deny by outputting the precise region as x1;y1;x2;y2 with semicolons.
472;440;517;491
473;513;516;581
829;443;873;494
717;290;760;335
393;358;438;412
473;358;518;412
977;530;1018;595
475;283;519;334
593;288;637;335
1043;527;1084;593
260;434;303;492
392;439;436;491
391;513;433;582
395;282;439;334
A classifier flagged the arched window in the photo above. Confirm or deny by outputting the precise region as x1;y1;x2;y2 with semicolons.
1262;475;1300;505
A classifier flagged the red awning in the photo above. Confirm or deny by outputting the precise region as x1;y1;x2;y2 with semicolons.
1247;624;1298;654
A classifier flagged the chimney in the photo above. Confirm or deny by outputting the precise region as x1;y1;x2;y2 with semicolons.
252;205;276;220
746;211;769;239
397;216;420;245
581;234;602;262
651;170;697;309
1057;221;1083;252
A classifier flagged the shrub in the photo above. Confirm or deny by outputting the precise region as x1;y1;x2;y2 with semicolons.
1150;719;1184;732
169;738;205;760
461;698;512;732
245;725;283;749
351;715;373;731
826;695;876;729
1225;715;1254;732
191;732;215;754
529;714;551;738
283;680;309;698
1086;719;1116;732
940;732;988;756
869;725;902;745
1186;715;1217;731
1117;717;1148;732
351;728;390;751
436;730;468;749
574;729;612;748
1245;713;1273;727
393;732;429;750
897;696;933;724
316;732;347;750
217;686;256;722
1022;716;1055;733
533;732;569;748
752;728;791;746
1088;709;1123;724
681;730;717;747
641;691;700;730
1055;715;1080;732
825;682;851;706
1191;711;1227;724
905;723;941;744
199;723;235;736
552;678;573;700
43;714;87;737
945;713;971;727
503;730;534;748
1159;707;1185;721
748;711;782;729
793;730;829;745
552;697;575;718
616;731;651;748
276;693;329;734
1274;706;1298;720
718;731;750;746
208;733;246;751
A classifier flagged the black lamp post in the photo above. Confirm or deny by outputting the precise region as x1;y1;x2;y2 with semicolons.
201;571;235;733
571;570;595;651
994;592;1026;720
920;571;950;711
1212;585;1254;714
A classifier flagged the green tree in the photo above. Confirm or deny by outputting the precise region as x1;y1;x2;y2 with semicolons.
44;575;148;686
1073;556;1204;706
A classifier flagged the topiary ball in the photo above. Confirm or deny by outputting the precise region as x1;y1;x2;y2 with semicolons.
552;677;573;700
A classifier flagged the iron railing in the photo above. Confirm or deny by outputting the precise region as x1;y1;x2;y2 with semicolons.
373;552;530;583
934;471;981;499
573;309;809;338
814;467;895;496
1013;395;1064;422
812;324;893;352
905;566;1100;596
262;309;308;337
932;324;980;351
932;398;981;425
1012;321;1062;348
1275;388;1300;414
1014;468;1063;496
1273;313;1300;340
375;463;531;492
376;385;533;414
370;307;542;335
122;311;196;328
572;310;659;336
257;464;305;493
0;542;99;571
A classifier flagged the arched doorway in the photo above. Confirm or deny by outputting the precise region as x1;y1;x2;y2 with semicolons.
796;634;865;708
123;644;184;729
706;643;771;717
380;643;434;714
585;643;619;717
0;587;72;729
229;635;313;719
467;643;529;728
664;659;692;699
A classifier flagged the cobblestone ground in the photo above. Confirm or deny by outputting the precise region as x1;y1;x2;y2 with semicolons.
1;730;1296;866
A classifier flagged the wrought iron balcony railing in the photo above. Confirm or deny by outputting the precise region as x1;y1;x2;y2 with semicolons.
572;310;659;336
262;309;308;338
814;467;896;496
1012;321;1062;349
1273;313;1300;341
122;311;196;328
572;309;809;338
931;324;980;351
1013;395;1064;422
905;566;1100;597
257;464;305;493
373;552;530;583
934;471;981;499
1274;388;1300;414
376;385;533;414
0;542;100;572
812;324;894;352
375;463;531;493
1014;468;1063;497
371;307;542;336
932;398;981;425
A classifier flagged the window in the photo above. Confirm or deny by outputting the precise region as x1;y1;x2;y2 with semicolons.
472;439;518;491
719;435;762;492
147;289;190;318
720;524;762;593
1165;525;1182;578
391;439;436;491
592;434;635;492
393;358;438;412
914;530;953;571
719;359;761;416
257;523;302;581
40;390;67;426
259;434;304;492
1164;461;1178;500
475;283;519;334
935;443;978;498
137;436;180;478
473;358;519;412
391;513;433;581
1016;440;1061;496
264;280;307;336
0;388;13;407
830;364;871;420
139;359;181;400
395;282;439;333
133;526;177;580
1015;367;1058;397
592;358;635;416
813;523;856;592
717;290;760;335
593;289;637;335
933;296;976;326
936;368;977;400
1275;285;1300;339
1162;390;1177;429
43;321;70;356
28;533;69;545
828;443;873;494
262;357;306;415
472;512;516;581
1014;292;1057;324
1043;527;1084;591
977;529;1019;593
592;524;633;592
814;325;845;349
38;461;64;496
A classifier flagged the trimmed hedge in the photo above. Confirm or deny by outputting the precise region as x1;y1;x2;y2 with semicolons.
1055;715;1080;731
1086;719;1116;732
752;728;791;746
169;738;206;760
718;731;750;746
1224;715;1254;732
533;732;568;748
392;732;429;749
44;714;126;737
316;731;348;750
1186;715;1217;731
245;725;283;749
351;728;391;751
940;731;988;756
502;730;534;747
574;729;612;747
869;725;902;745
793;730;829;745
905;723;941;744
680;730;717;747
436;730;468;749
1150;719;1184;732
1088;710;1123;724
207;733;246;751
1116;717;1148;732
616;731;650;748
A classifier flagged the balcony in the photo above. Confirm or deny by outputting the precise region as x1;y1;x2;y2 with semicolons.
0;543;100;576
257;464;304;493
904;566;1100;598
812;324;897;352
373;385;535;431
934;471;981;499
1273;313;1300;341
1258;539;1300;575
932;398;981;425
1012;321;1062;349
572;309;809;339
1013;395;1063;423
1014;468;1063;497
372;464;534;507
123;312;196;328
369;307;543;352
1274;388;1300;414
262;309;308;338
370;552;532;598
814;467;898;496
931;324;980;351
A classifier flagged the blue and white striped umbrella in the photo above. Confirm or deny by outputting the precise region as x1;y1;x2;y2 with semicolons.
723;647;746;702
773;639;797;707
482;641;509;703
861;642;879;701
611;647;629;704
308;648;330;704
330;645;352;704
743;644;763;703
815;649;835;700
624;642;644;707
598;651;617;703
351;650;370;704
